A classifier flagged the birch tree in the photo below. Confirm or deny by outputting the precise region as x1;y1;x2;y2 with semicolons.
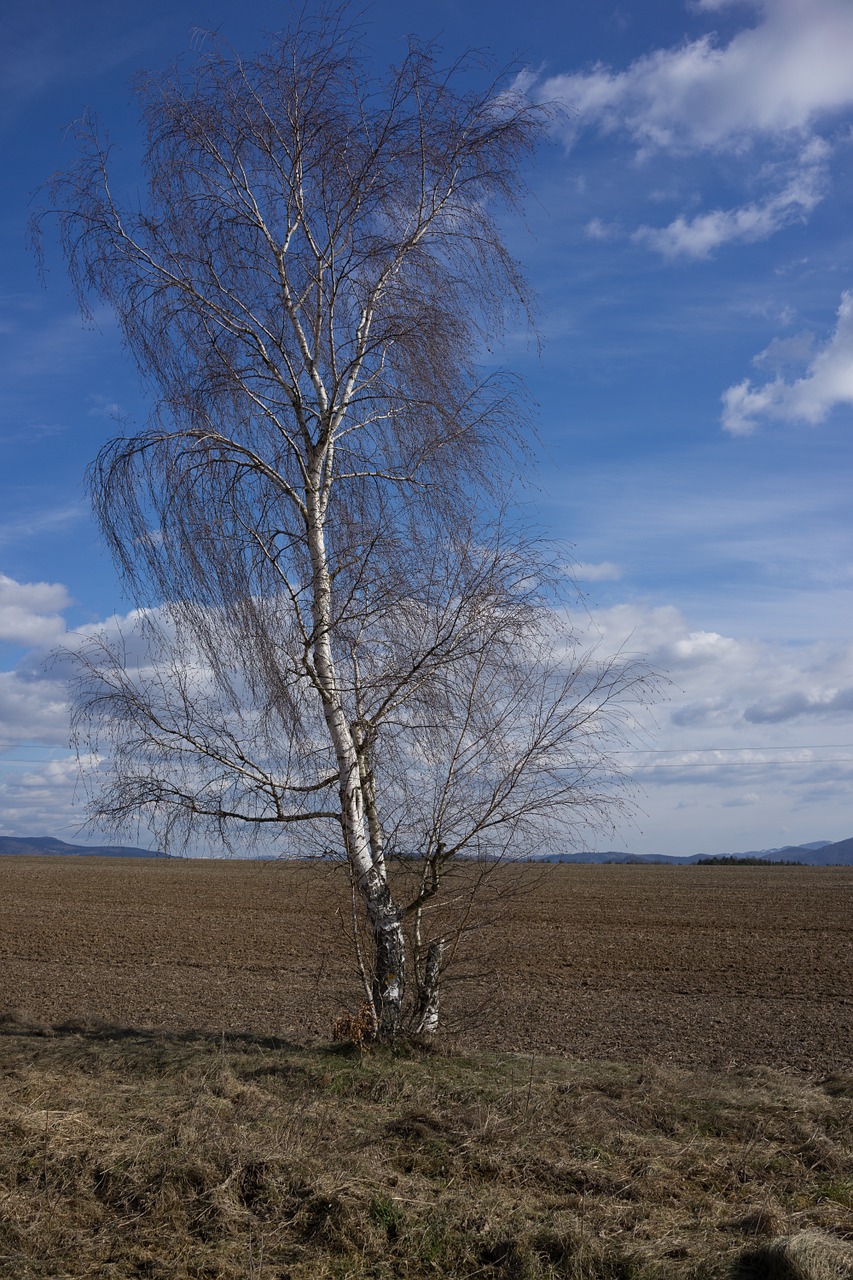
38;14;652;1038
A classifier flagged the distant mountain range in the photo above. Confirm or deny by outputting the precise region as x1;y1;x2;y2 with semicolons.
541;836;853;866
0;836;168;858
1;834;852;864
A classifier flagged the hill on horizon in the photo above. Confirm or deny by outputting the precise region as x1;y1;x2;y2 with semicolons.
1;834;852;864
541;836;853;866
0;836;167;858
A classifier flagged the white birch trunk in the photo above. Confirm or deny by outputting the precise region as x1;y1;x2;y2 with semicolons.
306;482;405;1036
414;938;443;1036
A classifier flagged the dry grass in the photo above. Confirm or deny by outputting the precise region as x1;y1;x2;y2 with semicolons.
739;1234;853;1280
1;1017;851;1279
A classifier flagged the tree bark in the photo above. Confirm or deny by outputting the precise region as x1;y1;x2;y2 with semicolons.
363;870;406;1037
306;481;406;1037
414;938;443;1036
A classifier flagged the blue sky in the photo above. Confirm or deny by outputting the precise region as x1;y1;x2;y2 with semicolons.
1;0;851;855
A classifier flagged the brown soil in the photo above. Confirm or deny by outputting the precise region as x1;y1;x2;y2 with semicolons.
1;858;850;1073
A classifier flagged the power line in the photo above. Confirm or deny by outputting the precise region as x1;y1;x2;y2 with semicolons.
0;747;73;757
4;743;852;760
614;743;853;754
627;758;852;770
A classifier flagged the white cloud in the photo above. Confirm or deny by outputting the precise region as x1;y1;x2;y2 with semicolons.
0;573;71;647
0;577;143;755
584;602;743;669
752;330;816;371
721;792;761;808
0;572;849;852
0;580;79;831
581;601;853;739
632;147;828;257
744;686;853;723
87;393;124;420
573;560;623;581
535;1;853;154
524;0;853;256
0;755;100;840
0;593;185;839
722;290;853;432
584;218;619;242
0;669;71;749
575;599;853;851
0;574;77;756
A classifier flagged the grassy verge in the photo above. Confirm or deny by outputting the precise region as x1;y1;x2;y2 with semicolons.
1;1019;851;1279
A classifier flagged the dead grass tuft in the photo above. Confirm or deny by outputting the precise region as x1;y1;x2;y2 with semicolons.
331;1000;376;1048
739;1233;853;1280
727;1204;788;1239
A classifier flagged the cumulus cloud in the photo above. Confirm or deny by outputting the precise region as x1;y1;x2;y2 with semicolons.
0;756;100;840
0;586;187;837
581;601;853;741
534;0;853;154
0;573;850;850
745;686;853;723
670;698;729;728
721;290;853;432
585;602;747;671
573;560;623;581
574;600;853;852
0;574;79;760
584;218;620;242
633;145;828;257
0;573;72;647
524;0;853;256
0;669;72;749
0;574;76;833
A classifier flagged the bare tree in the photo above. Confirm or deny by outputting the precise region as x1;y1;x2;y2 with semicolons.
38;12;653;1038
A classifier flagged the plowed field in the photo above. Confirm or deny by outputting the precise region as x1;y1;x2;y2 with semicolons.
1;858;850;1072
